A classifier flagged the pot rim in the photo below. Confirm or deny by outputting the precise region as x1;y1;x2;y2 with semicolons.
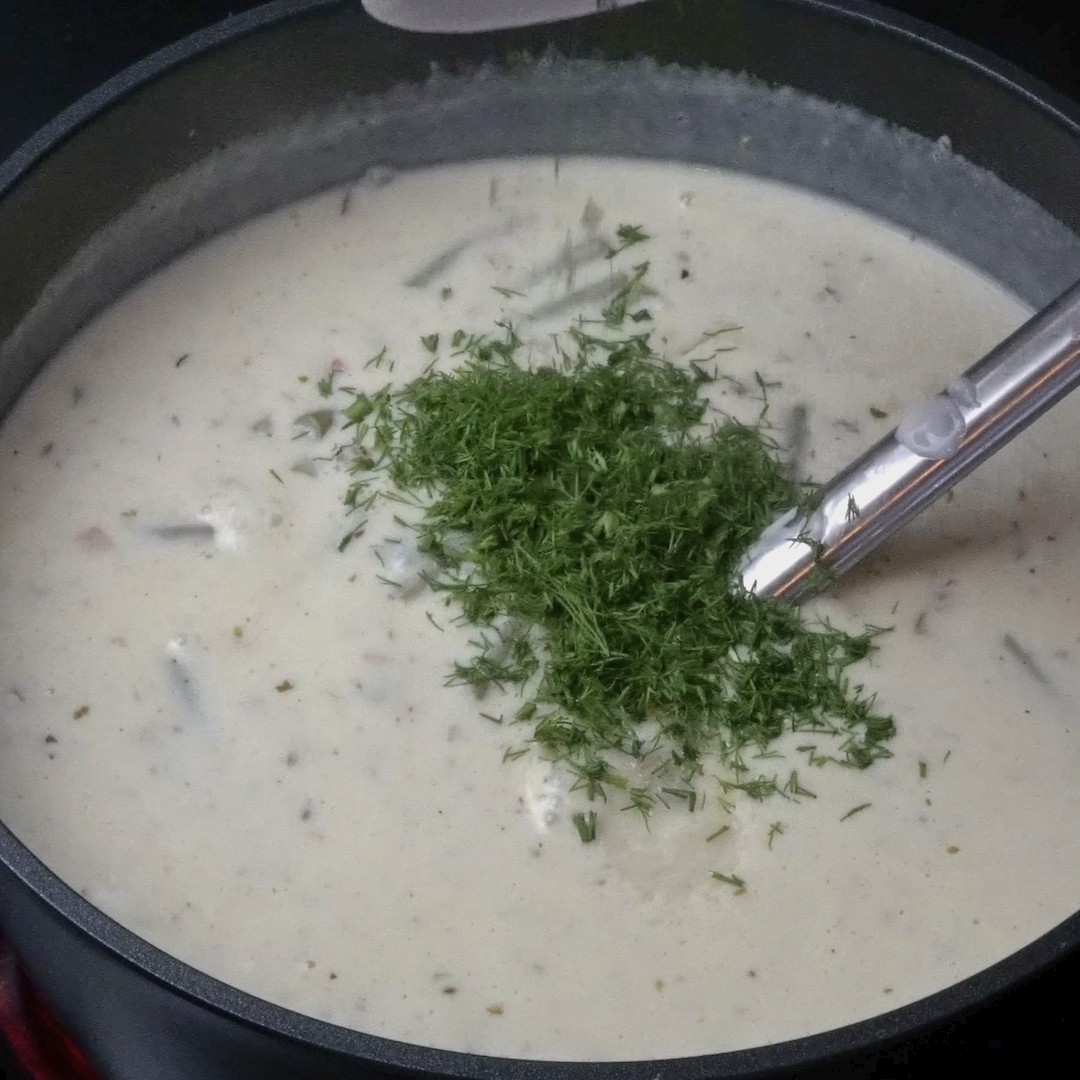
2;1;1079;1077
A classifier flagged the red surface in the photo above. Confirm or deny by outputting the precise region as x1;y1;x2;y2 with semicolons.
0;937;103;1080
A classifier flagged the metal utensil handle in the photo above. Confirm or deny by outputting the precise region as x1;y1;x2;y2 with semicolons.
740;278;1080;602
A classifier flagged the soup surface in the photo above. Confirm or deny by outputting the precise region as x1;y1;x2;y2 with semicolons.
1;157;1079;1061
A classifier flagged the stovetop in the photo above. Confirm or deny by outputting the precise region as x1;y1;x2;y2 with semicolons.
1;1;1078;1077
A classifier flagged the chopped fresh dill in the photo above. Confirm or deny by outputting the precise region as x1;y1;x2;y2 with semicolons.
340;239;894;829
572;810;598;843
705;824;731;843
767;821;784;848
337;525;364;553
754;371;781;400
601;262;649;327
840;802;872;821
421;333;440;354
621;787;656;822
660;786;698;812
710;870;746;889
606;223;651;259
783;770;817;799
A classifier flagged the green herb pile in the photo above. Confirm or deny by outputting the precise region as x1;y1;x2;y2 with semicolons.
341;242;894;823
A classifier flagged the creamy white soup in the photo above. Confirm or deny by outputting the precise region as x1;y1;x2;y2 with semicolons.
1;157;1079;1062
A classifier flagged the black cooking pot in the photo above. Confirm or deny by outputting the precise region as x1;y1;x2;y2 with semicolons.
2;2;1080;1078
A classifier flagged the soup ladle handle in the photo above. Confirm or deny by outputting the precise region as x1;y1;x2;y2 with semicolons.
739;278;1080;602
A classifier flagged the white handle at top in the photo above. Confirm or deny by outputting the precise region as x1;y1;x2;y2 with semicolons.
362;0;652;33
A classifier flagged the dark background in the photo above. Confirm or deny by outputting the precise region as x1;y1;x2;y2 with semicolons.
0;1;1077;1077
